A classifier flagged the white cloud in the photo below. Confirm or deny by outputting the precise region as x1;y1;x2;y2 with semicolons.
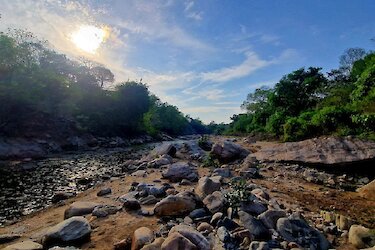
201;51;270;82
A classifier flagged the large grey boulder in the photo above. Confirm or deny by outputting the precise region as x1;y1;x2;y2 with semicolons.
64;201;100;219
276;215;330;249
210;141;249;163
42;217;91;246
162;162;198;182
149;143;176;159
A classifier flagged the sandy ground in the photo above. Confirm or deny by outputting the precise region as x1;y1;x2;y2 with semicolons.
0;138;374;249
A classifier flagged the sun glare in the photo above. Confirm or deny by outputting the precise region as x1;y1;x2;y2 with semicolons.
71;25;108;54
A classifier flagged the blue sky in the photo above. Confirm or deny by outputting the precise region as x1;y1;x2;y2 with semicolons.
1;0;374;123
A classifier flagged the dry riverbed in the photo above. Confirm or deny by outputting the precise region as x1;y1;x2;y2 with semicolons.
0;136;374;249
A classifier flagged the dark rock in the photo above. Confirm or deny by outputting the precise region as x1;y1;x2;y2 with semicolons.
276;215;330;249
162;162;198;182
123;199;141;211
210;141;249;163
240;200;267;216
92;205;119;218
42;216;91;247
97;188;111;197
258;210;286;229
239;211;270;240
217;217;240;231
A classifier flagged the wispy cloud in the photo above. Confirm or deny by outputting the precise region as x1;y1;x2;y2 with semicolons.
184;1;203;21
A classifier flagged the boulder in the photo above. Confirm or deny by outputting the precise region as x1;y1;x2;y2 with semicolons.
348;225;375;248
141;238;165;250
162;162;198;182
251;137;375;166
258;210;286;229
42;217;91;246
168;225;210;250
238;211;270;240
150;143;177;158
161;232;197;250
131;227;154;250
195;177;221;198
154;191;200;216
52;192;74;204
276;215;330;249
210;141;249;163
203;191;226;214
64;201;100;219
357;179;375;200
3;241;43;250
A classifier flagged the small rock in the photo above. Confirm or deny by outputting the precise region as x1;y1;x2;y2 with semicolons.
197;222;213;234
249;241;270;250
64;201;99;219
141;237;165;250
97;188;111;197
92;205;119;218
210;212;223;226
123;199;141;211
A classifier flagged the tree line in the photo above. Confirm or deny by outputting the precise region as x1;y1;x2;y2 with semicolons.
0;29;213;138
226;47;375;141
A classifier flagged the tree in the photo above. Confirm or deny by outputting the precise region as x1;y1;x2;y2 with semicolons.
339;48;367;74
91;66;114;88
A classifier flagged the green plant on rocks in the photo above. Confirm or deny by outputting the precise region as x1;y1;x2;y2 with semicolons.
224;178;253;214
202;154;220;169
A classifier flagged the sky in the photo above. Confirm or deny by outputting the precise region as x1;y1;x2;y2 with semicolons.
1;0;374;123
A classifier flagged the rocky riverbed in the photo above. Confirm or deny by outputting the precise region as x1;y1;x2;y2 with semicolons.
0;143;157;226
0;136;374;250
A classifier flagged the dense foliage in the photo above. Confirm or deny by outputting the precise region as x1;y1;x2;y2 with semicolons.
0;30;213;137
226;48;375;141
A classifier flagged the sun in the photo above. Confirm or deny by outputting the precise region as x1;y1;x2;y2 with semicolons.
71;25;108;54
